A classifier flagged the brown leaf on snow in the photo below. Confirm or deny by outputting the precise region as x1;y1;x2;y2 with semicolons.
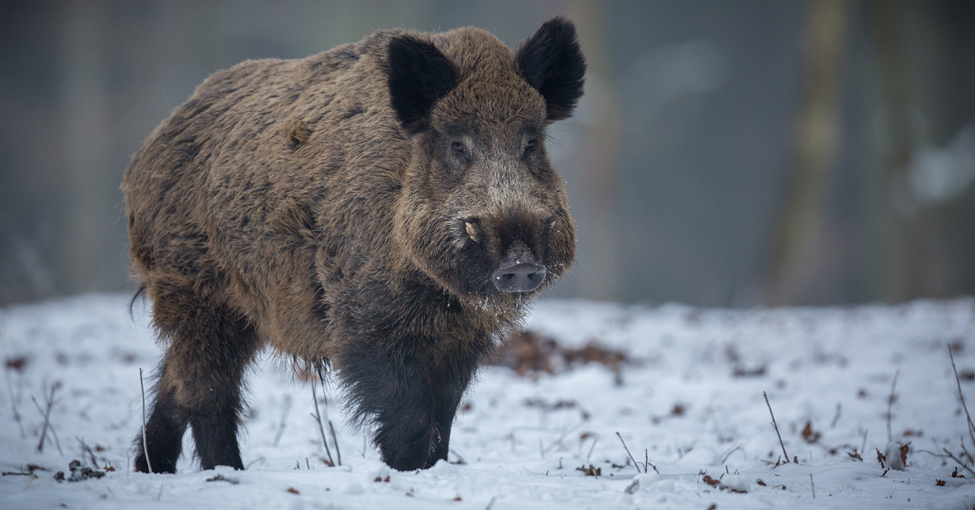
4;356;27;371
900;443;910;465
801;421;821;443
287;487;300;494
877;449;887;469
490;331;629;377
702;474;720;487
576;465;601;476
936;479;947;486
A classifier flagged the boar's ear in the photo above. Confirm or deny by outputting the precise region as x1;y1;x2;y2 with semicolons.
387;35;458;134
515;17;586;121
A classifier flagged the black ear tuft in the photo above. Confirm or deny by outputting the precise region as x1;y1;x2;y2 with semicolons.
515;17;586;121
387;36;458;133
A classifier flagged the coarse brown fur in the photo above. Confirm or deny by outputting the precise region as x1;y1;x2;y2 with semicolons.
123;17;584;472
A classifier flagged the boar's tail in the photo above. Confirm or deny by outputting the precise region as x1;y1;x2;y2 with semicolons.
128;284;146;321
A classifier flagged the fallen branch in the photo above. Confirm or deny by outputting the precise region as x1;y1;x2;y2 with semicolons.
764;391;789;463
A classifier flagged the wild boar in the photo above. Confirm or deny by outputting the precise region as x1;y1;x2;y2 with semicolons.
123;16;584;472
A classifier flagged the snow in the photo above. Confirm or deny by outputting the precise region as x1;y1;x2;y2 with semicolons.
2;293;975;509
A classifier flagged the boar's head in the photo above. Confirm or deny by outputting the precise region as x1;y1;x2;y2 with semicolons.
388;17;584;307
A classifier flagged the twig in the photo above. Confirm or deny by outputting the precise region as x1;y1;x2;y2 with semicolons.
887;369;899;443
328;420;342;466
543;421;583;454
449;448;468;465
140;368;152;473
309;379;334;466
764;391;789;463
830;402;842;429
949;344;975;448
77;437;98;467
485;496;498;510
32;383;61;454
4;370;25;439
272;394;292;447
615;432;643;474
810;473;815;498
645;448;658;474
943;448;975;477
961;437;975;465
861;429;868;457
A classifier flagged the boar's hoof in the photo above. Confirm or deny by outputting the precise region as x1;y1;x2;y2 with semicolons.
493;260;546;292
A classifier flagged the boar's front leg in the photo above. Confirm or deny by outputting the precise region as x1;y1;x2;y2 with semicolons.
341;336;479;471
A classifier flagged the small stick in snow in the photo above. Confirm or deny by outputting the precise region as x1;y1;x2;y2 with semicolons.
328;420;342;466
645;449;658;474
949;344;975;449
763;391;789;463
449;448;468;465
485;496;498;510
32;383;62;455
77;437;98;467
830;402;842;429
810;473;815;498
309;379;334;466
861;429;869;458
4;370;26;439
272;394;292;447
586;437;598;461
886;369;899;443
615;432;643;474
140;368;153;473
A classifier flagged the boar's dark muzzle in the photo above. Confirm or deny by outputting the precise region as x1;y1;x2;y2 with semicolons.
492;244;546;293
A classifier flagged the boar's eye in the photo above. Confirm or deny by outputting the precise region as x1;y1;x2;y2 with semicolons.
524;139;537;155
451;141;471;162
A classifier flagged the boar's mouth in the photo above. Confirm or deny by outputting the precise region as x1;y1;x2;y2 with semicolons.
492;244;546;293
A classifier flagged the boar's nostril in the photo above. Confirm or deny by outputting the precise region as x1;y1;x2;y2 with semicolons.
492;261;546;293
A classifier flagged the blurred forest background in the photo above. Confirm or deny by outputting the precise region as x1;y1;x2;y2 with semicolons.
1;0;973;307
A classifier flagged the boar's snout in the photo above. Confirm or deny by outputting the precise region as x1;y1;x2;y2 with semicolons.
492;242;546;293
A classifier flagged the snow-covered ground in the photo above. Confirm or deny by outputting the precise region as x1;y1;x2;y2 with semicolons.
2;294;975;509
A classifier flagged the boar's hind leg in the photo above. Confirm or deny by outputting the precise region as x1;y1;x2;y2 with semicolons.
135;364;186;473
137;297;259;472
